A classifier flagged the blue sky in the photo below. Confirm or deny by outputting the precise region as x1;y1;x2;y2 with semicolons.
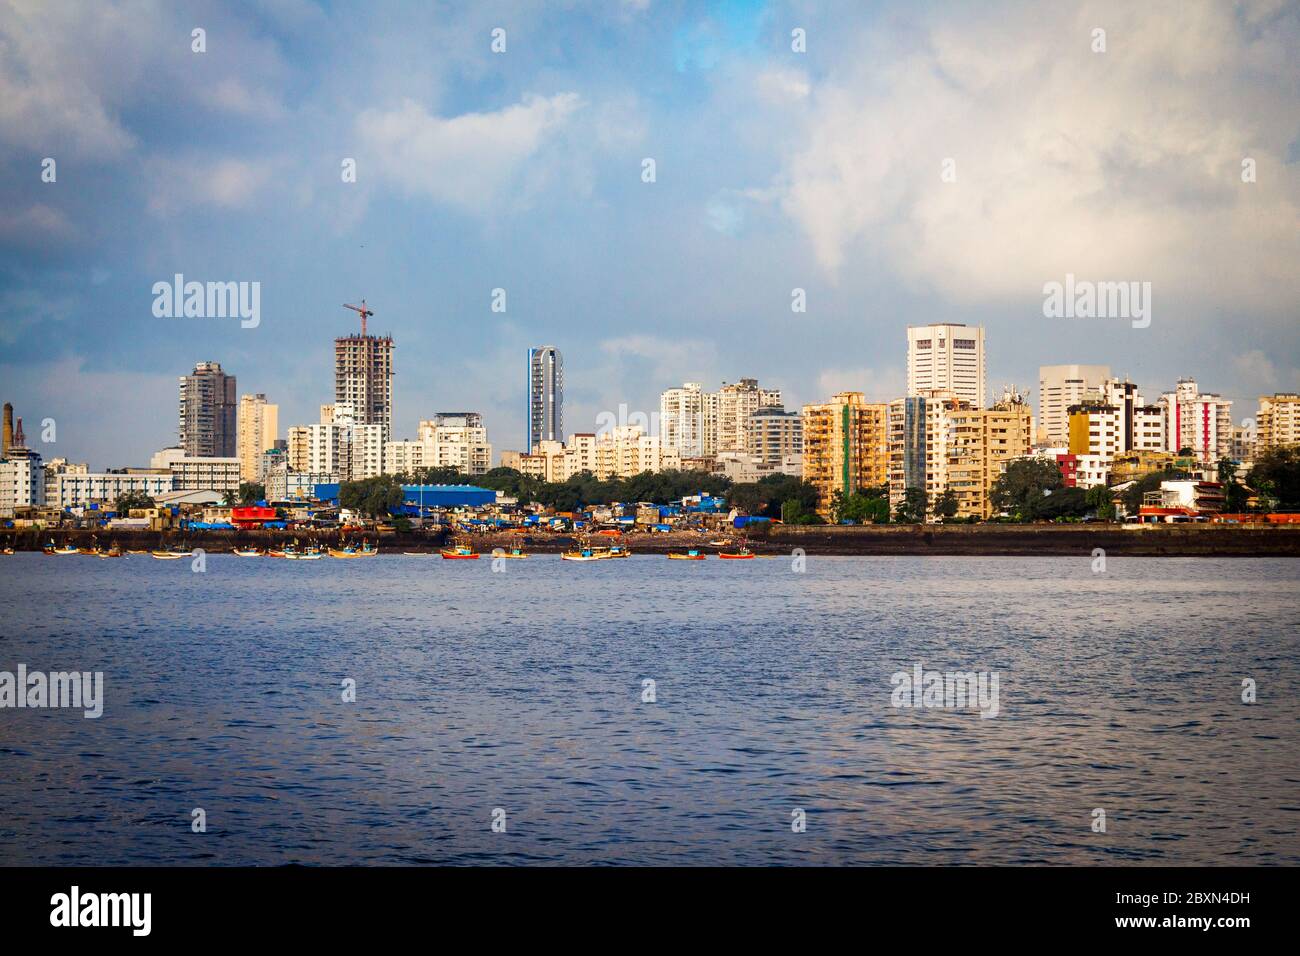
1;0;1297;469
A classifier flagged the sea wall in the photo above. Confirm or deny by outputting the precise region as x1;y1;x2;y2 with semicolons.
8;524;1300;556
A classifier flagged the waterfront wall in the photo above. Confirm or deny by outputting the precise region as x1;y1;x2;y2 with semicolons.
7;524;1300;556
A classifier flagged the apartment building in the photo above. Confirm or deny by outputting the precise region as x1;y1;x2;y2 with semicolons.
1158;379;1233;464
944;396;1033;518
887;390;968;518
1256;393;1300;452
802;391;889;518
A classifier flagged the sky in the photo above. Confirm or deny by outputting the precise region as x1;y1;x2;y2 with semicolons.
1;0;1297;470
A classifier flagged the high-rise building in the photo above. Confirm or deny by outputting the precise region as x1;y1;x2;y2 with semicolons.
384;412;493;477
945;393;1033;519
527;346;563;452
237;394;279;482
907;324;986;408
716;379;782;452
179;361;237;458
335;309;395;442
660;382;716;457
1256;393;1300;452
745;406;803;467
660;377;780;457
1037;364;1110;445
887;390;968;518
802;392;889;518
301;402;383;482
1158;379;1233;464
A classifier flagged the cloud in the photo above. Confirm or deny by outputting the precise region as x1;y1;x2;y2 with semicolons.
356;93;582;212
815;367;906;405
777;1;1300;316
145;157;279;216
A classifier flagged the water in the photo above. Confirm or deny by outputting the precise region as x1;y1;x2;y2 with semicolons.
1;553;1296;866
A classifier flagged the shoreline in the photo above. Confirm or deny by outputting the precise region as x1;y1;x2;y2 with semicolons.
7;524;1300;557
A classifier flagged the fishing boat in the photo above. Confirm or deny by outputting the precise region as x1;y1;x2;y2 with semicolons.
53;543;80;555
603;544;630;558
493;546;529;559
151;547;189;560
561;548;602;561
1;547;15;555
97;543;124;558
717;548;756;560
440;545;480;559
232;547;263;557
288;545;323;561
667;549;706;560
127;549;148;554
709;539;731;547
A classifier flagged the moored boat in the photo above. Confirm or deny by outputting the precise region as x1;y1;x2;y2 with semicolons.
493;547;529;559
667;549;705;560
232;547;263;557
440;546;480;559
151;548;189;560
717;549;756;559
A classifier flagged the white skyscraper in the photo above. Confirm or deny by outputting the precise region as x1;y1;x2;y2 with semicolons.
906;324;986;409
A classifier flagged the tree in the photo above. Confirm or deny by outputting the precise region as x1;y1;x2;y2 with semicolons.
1085;484;1117;520
237;482;265;506
114;490;155;514
1034;486;1090;520
934;489;959;520
339;475;404;518
894;486;927;523
1120;468;1179;516
990;458;1064;520
1249;446;1300;509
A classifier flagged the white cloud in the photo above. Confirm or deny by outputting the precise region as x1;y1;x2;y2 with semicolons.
145;157;278;216
777;1;1300;316
356;93;582;212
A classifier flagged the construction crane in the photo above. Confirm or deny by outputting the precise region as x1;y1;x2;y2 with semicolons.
344;300;374;337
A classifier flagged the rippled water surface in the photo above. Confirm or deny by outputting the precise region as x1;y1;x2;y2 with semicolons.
1;553;1297;865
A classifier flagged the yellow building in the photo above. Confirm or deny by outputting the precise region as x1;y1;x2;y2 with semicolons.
801;392;888;518
944;398;1033;519
237;393;279;482
1257;393;1300;452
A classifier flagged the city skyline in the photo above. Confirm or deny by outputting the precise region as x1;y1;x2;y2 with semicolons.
1;2;1296;470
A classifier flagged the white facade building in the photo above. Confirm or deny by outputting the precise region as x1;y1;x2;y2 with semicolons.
170;457;242;492
908;324;986;408
0;449;44;517
1159;379;1233;464
52;472;174;509
1037;364;1110;445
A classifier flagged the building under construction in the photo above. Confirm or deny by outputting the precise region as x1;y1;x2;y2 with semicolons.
335;300;395;443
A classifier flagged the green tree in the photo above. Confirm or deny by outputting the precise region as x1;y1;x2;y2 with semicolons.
1249;446;1300;509
934;489;959;519
114;490;155;514
237;482;265;506
340;475;405;518
1085;484;1117;520
894;486;927;523
990;458;1064;520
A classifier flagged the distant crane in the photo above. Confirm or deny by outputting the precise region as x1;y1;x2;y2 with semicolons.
344;300;374;337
